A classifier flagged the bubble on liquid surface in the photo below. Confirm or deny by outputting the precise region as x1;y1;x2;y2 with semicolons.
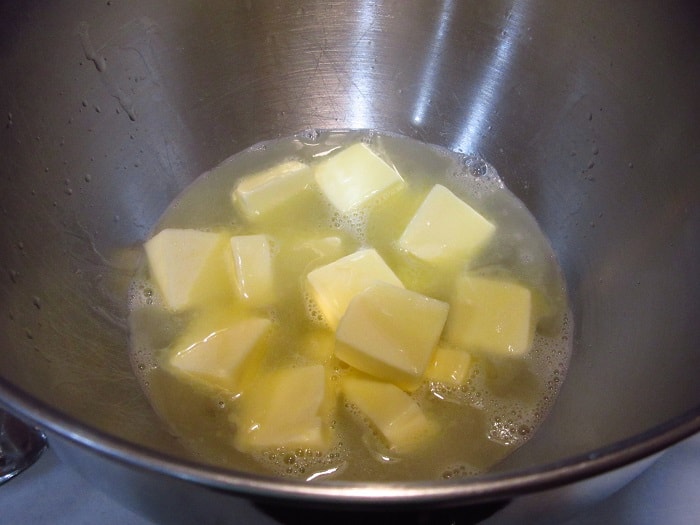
463;155;489;178
297;128;321;144
254;442;348;480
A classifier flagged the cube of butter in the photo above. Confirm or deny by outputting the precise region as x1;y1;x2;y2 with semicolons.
306;248;403;329
335;282;449;391
168;317;271;394
424;344;472;385
228;234;275;307
294;235;345;265
232;160;312;220
398;184;496;263
144;228;229;311
234;364;333;452
314;143;405;213
342;376;436;452
444;275;534;356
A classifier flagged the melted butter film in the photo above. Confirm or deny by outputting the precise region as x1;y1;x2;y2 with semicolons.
128;130;572;482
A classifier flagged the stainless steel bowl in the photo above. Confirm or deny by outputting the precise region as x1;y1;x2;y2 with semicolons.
1;0;699;522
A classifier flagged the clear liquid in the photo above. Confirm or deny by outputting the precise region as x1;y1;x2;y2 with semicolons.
127;129;572;482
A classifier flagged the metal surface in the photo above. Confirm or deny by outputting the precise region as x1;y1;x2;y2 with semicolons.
0;409;47;484
2;434;697;525
0;0;699;518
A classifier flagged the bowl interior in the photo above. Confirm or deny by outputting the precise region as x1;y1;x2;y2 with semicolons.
1;0;699;497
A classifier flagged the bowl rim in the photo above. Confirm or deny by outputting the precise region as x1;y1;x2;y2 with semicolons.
2;376;699;506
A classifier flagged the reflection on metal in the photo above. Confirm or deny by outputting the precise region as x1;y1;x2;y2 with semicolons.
347;0;380;128
412;0;457;126
453;3;529;153
0;410;47;485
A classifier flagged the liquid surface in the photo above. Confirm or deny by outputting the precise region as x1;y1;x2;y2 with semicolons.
128;130;572;482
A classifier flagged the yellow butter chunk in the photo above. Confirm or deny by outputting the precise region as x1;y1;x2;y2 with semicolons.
306;248;404;329
424;345;472;385
290;235;348;276
445;275;534;356
144;228;229;311
234;364;333;452
228;234;275;307
232;160;313;220
294;235;345;264
168;317;271;394
335;282;449;391
314;143;405;213
398;184;496;263
342;376;436;452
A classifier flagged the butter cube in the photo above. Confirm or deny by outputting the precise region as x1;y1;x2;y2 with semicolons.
306;248;403;329
228;234;275;307
445;275;534;356
398;184;496;263
234;364;333;452
314;143;405;213
294;235;345;265
342;376;436;452
168;317;271;394
424;345;473;385
232;160;313;220
335;282;449;391
144;228;229;311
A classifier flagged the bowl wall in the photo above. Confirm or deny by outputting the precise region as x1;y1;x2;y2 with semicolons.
1;0;699;505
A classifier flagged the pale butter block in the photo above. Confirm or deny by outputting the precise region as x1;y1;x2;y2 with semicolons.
232;160;313;220
228;234;275;307
335;282;449;391
234;364;333;452
445;275;534;356
424;344;472;385
294;235;345;264
342;376;436;452
398;184;496;263
144;228;229;311
168;317;271;394
314;143;405;213
306;248;403;329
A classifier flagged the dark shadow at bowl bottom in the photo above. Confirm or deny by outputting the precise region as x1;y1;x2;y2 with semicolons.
254;499;510;525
